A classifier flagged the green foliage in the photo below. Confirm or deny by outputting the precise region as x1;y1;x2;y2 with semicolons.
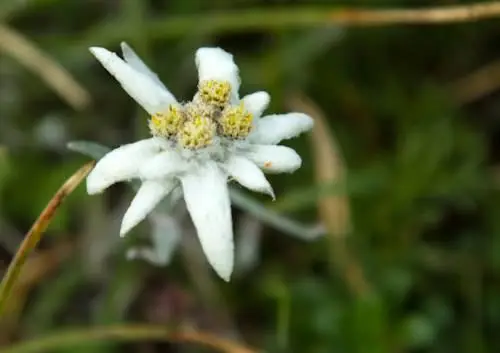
0;0;499;352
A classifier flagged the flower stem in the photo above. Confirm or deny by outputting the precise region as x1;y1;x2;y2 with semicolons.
0;162;94;316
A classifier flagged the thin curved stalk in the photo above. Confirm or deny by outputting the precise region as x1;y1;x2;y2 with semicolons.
0;325;258;353
0;162;94;315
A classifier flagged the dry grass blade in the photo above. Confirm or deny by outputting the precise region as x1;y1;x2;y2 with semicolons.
451;58;500;104
287;92;351;238
327;2;500;25
135;2;500;40
0;24;90;111
0;325;258;353
287;92;370;297
0;162;94;315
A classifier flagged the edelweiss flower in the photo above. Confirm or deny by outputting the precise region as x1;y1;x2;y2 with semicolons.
86;42;313;281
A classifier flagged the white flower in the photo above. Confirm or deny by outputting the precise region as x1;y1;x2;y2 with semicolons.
86;42;313;281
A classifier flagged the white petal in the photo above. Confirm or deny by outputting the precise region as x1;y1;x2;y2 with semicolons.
245;145;302;173
249;113;313;145
120;179;176;236
87;138;162;194
242;91;270;118
89;46;176;115
224;155;274;199
180;162;233;281
120;42;169;91
195;47;240;101
139;149;188;180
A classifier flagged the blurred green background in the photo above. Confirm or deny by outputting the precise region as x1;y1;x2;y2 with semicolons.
1;0;500;352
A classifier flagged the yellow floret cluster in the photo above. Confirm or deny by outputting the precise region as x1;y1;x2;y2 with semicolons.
149;104;185;137
218;103;252;139
178;115;216;149
198;80;231;108
149;80;253;149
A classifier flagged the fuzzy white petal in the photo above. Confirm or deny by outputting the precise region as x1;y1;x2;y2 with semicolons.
89;46;176;115
180;162;233;281
120;179;176;236
224;156;274;199
87;138;162;194
249;113;313;145
242;91;270;118
195;47;240;101
139;149;188;180
245;145;302;173
120;42;169;91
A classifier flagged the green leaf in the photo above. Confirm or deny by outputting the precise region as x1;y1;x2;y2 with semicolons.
67;141;110;160
230;188;324;241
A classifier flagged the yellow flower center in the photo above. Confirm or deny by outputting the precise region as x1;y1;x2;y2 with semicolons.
149;104;185;138
148;80;253;149
177;112;216;149
218;103;253;139
198;80;231;108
